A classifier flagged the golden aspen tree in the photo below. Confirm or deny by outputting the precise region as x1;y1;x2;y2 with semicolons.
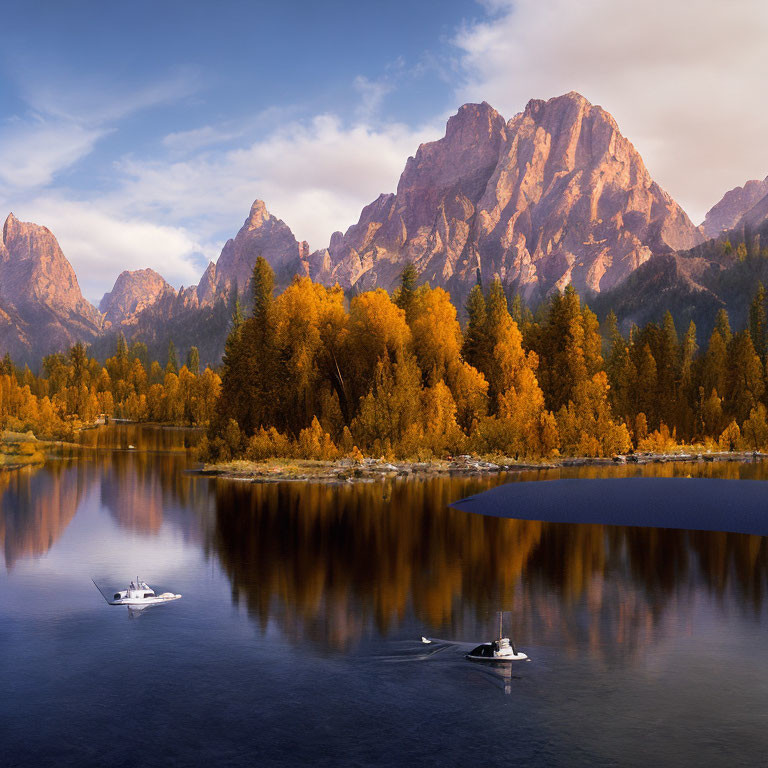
556;372;631;457
742;405;768;450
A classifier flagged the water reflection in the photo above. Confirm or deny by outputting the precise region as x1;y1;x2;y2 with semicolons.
0;425;209;567
0;462;84;568
2;427;768;664
209;475;768;658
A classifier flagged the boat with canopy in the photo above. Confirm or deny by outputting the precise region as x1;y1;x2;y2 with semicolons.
92;578;181;607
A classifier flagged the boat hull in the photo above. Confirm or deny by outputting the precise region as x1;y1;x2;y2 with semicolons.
108;594;182;606
465;651;529;662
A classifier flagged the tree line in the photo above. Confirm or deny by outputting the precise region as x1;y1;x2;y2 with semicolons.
206;258;768;461
5;254;768;460
0;335;221;440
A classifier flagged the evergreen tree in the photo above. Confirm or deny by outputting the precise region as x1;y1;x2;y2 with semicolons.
187;346;200;376
635;344;659;428
216;259;278;436
656;311;680;429
462;284;487;371
166;340;179;374
251;256;275;334
216;294;247;430
605;311;635;424
726;331;764;423
395;262;418;322
749;282;766;359
130;342;150;371
700;328;729;407
116;332;128;361
678;321;698;439
714;309;732;345
534;286;603;411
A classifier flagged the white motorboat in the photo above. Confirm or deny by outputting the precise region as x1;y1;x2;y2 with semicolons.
466;612;528;662
94;578;181;607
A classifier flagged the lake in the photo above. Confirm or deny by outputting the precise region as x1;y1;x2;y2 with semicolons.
2;425;768;767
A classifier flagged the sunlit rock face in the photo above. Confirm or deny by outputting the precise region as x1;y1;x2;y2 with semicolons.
0;213;102;360
198;200;309;303
0;92;707;363
313;92;702;305
702;176;768;238
188;92;702;313
100;268;175;327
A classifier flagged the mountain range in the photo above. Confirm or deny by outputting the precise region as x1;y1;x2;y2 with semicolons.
2;91;768;366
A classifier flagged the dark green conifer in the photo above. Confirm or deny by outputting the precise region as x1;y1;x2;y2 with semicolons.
749;282;766;359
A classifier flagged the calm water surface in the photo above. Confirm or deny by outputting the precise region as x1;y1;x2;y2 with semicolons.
3;425;768;767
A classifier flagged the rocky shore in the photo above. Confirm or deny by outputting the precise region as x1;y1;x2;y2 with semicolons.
194;450;768;484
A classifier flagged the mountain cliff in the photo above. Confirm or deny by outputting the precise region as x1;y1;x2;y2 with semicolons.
100;268;174;327
195;200;310;304
0;92;719;365
0;214;102;361
309;92;703;304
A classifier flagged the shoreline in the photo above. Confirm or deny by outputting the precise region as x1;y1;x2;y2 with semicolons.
192;450;768;484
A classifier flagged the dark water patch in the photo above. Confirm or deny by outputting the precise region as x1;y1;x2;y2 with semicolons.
453;477;768;535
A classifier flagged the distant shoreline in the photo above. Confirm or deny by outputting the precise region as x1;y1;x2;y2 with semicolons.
191;451;768;484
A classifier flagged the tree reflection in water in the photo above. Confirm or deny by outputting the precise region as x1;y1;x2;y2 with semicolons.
3;425;768;664
210;473;768;659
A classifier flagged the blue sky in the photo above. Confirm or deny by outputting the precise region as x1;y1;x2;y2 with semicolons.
2;0;767;301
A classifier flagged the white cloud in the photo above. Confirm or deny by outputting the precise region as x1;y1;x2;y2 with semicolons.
162;124;245;153
353;75;393;121
113;113;440;251
453;0;768;223
0;117;106;188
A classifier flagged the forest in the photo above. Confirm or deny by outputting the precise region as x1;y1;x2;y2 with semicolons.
3;254;768;462
202;258;768;462
0;336;220;440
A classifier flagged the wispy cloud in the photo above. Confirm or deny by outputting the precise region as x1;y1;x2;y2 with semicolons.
0;69;201;192
17;67;201;125
116;112;440;249
0;118;106;188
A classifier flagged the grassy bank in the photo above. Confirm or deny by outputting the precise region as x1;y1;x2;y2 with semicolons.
0;431;46;469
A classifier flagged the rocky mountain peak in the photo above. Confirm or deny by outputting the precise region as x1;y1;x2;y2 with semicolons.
443;101;506;144
203;199;304;300
0;213;102;361
702;176;768;238
0;213;100;319
307;91;702;304
246;199;271;230
100;268;175;327
3;212;17;242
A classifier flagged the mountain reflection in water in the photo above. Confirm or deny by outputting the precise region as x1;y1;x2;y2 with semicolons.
3;426;768;660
